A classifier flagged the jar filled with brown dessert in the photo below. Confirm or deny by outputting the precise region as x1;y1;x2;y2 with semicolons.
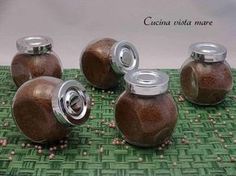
80;38;139;89
115;69;178;147
12;76;91;143
180;42;233;105
11;36;62;87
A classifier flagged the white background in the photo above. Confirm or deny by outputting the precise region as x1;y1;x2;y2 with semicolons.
0;0;235;68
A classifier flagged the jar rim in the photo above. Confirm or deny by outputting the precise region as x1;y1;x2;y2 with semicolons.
52;80;90;126
124;69;169;96
16;35;53;54
110;40;139;74
189;42;227;63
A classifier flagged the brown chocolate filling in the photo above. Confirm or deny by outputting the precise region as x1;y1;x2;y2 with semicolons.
180;60;233;105
115;91;178;147
11;52;62;87
80;38;121;89
13;77;69;143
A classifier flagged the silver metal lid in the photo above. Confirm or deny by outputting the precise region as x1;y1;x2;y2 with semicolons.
189;42;227;63
52;80;90;126
16;36;53;54
124;69;169;96
111;40;139;74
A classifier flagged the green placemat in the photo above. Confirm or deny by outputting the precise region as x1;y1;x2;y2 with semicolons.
0;66;236;176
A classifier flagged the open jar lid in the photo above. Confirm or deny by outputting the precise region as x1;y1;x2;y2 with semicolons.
189;42;227;63
111;41;139;74
124;69;169;96
52;80;91;126
16;36;53;54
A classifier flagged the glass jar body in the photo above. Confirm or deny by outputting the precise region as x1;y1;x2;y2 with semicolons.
12;77;69;143
80;38;121;89
180;57;233;105
115;90;178;147
11;51;62;87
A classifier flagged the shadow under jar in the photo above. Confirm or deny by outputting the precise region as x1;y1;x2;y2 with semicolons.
11;36;62;87
80;38;139;89
180;42;233;105
12;77;91;143
115;69;178;147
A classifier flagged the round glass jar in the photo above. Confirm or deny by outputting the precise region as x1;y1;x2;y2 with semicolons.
80;38;139;89
12;76;91;143
115;69;178;147
11;36;62;87
180;42;233;105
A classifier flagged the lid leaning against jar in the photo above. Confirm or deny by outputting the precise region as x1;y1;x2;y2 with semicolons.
52;80;91;126
16;35;53;54
124;69;169;96
110;41;139;74
189;42;227;63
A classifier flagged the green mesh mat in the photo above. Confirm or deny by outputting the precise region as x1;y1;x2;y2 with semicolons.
0;66;236;176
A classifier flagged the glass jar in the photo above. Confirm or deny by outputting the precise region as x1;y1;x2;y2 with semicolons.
180;42;233;105
12;77;91;143
115;69;178;147
80;38;139;89
11;36;62;87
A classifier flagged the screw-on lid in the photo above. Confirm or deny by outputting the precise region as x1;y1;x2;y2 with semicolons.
189;42;227;63
111;40;139;74
16;36;53;54
124;69;169;96
52;80;91;126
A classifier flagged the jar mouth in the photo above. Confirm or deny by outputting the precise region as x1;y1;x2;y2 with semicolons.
124;69;169;96
16;36;53;54
52;80;90;126
189;42;227;63
110;40;139;74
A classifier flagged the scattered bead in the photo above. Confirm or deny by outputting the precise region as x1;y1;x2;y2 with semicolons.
230;157;236;162
10;151;15;155
138;157;143;162
3;122;9;127
2;140;7;147
99;147;104;153
49;154;55;160
37;149;42;154
217;157;221;161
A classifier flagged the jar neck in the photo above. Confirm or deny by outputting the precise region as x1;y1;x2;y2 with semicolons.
190;56;224;64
